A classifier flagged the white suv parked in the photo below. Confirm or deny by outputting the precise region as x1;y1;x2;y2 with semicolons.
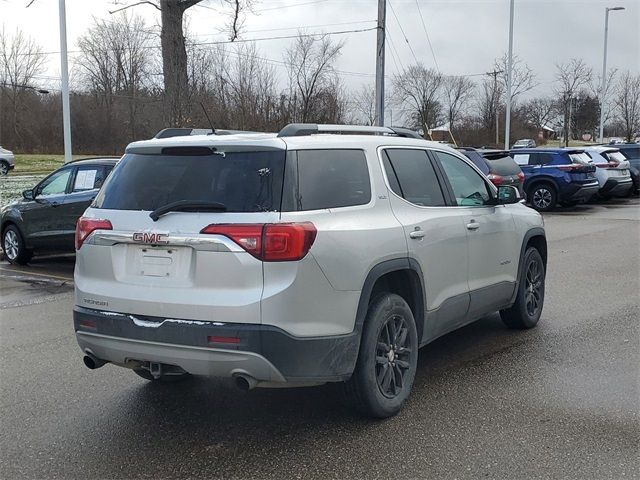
582;146;633;198
74;124;547;417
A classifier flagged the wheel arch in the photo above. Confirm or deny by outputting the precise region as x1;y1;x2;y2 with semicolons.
355;258;426;343
508;228;547;306
526;176;558;194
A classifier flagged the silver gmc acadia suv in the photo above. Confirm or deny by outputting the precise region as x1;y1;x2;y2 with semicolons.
74;124;547;418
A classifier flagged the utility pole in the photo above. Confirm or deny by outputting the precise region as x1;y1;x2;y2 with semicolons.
504;0;515;149
374;0;386;126
486;69;503;147
59;0;72;163
599;6;625;143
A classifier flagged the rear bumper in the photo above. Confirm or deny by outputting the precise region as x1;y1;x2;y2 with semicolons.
600;177;633;196
74;306;359;383
562;181;600;201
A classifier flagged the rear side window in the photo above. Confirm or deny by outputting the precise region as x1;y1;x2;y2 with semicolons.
382;149;446;207
72;166;111;192
619;147;640;159
284;149;371;211
528;153;553;166
94;151;285;212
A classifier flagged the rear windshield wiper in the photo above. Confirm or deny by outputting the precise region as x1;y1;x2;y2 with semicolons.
149;200;227;221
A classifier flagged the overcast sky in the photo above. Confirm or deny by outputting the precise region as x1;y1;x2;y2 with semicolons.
2;0;639;104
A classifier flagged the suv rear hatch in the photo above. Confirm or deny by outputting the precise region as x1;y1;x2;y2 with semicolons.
75;139;287;324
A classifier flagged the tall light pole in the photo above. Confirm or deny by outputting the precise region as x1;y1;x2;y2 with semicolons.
374;0;386;126
59;0;72;163
598;6;625;143
504;0;515;150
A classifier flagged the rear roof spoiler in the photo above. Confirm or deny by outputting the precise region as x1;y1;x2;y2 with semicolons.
154;128;265;139
277;123;424;140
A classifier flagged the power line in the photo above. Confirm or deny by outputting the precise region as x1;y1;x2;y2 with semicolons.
16;26;378;57
414;0;439;72
387;0;419;65
190;20;376;37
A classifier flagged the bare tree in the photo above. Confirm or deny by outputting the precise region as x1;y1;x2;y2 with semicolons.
393;64;443;133
614;71;640;142
520;98;556;131
0;28;46;147
589;68;617;133
108;0;252;127
495;53;537;104
477;74;503;143
555;58;592;146
351;84;376;125
76;13;154;142
443;75;475;133
284;33;343;123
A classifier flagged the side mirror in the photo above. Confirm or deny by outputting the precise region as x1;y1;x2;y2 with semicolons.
22;189;34;201
497;185;521;205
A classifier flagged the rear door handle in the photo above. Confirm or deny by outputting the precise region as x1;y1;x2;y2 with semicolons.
409;229;425;239
466;221;480;230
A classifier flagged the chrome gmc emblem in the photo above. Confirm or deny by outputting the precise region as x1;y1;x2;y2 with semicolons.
132;232;169;244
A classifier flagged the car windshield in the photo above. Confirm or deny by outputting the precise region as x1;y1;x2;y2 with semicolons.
94;150;285;212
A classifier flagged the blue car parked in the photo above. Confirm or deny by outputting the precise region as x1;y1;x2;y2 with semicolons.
509;148;599;211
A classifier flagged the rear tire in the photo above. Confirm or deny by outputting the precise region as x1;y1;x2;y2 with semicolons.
528;183;557;212
2;225;33;265
344;293;418;418
500;247;545;329
133;368;190;383
0;161;9;176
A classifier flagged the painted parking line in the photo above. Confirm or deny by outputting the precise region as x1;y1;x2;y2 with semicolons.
0;267;74;283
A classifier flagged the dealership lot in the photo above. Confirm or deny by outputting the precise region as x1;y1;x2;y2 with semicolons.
0;198;638;479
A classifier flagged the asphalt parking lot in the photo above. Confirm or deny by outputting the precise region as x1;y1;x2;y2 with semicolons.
1;198;638;479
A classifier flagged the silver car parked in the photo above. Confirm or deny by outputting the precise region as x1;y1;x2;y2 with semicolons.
0;146;15;175
73;124;547;418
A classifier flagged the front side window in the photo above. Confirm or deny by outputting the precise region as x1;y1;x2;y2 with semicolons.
286;149;371;211
435;152;492;206
382;149;446;207
38;169;72;197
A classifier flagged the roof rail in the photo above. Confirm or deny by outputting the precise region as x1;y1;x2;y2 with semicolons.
277;123;423;140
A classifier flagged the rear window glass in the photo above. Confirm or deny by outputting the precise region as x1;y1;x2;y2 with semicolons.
94;151;285;212
619;147;640;159
604;151;627;163
283;149;371;211
484;155;522;175
569;153;591;165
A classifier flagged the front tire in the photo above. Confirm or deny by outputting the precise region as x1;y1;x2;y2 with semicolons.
2;225;33;265
0;161;9;176
528;183;557;212
344;293;418;418
500;247;545;329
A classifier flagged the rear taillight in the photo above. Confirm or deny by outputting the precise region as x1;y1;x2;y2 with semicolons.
517;171;525;182
487;173;503;185
558;164;595;173
595;162;619;169
200;223;317;262
75;217;113;250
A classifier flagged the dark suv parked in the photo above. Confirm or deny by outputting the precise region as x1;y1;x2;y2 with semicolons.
615;143;640;194
510;148;599;211
458;148;524;196
1;157;118;264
